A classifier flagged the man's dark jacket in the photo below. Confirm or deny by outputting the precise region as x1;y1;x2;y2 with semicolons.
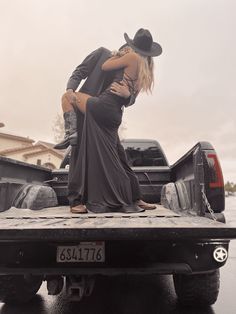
67;47;136;105
67;47;111;96
66;47;141;204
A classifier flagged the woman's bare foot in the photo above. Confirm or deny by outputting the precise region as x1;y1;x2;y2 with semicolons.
70;205;88;214
136;200;157;210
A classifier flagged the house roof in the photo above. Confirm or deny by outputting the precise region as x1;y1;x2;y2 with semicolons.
0;132;34;143
23;148;64;159
36;141;65;156
0;143;64;158
0;132;65;160
0;144;45;156
36;141;56;149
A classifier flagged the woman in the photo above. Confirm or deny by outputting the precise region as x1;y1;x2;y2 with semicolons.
65;28;162;213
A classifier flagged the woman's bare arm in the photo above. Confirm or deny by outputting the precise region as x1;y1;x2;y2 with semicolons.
101;52;138;71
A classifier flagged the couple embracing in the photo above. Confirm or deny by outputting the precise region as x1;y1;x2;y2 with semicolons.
55;28;162;214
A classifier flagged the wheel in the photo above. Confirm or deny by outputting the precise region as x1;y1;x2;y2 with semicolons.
0;275;43;304
12;184;58;210
173;270;220;307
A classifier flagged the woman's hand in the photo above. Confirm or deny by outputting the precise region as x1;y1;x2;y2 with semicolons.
118;47;130;56
110;81;131;98
111;47;130;57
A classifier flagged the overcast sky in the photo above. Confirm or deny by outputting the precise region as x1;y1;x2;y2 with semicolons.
0;0;235;181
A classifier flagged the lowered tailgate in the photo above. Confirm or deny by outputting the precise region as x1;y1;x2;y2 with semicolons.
0;206;236;275
0;206;236;241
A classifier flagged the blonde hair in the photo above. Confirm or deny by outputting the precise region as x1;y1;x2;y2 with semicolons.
138;55;154;93
113;46;154;93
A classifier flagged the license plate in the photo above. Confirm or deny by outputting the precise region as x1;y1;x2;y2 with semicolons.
57;242;105;263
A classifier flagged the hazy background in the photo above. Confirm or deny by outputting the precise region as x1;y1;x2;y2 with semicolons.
0;0;235;182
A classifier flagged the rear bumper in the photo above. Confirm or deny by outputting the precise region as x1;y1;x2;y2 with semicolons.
0;240;229;276
0;264;192;276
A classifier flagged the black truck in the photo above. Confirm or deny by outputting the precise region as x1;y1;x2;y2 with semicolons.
0;139;236;307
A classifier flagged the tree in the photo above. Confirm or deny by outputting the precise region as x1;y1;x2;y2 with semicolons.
225;181;235;195
52;113;64;143
233;184;236;193
52;113;127;143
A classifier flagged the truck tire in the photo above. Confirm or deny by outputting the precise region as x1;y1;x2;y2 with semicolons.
0;275;43;304
12;184;58;210
173;270;220;307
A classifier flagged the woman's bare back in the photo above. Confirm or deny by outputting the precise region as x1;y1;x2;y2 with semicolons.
102;51;141;95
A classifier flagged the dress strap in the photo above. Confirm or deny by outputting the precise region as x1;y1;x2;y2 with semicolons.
123;73;138;98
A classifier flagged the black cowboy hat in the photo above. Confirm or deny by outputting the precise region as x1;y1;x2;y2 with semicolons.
123;28;162;57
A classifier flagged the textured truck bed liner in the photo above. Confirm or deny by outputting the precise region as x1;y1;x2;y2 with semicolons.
0;206;236;241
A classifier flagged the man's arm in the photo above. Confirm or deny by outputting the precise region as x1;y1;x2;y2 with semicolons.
66;47;106;91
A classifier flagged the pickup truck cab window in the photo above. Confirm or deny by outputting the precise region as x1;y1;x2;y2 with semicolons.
121;140;168;167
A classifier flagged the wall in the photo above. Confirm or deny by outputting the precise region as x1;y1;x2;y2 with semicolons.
26;153;61;169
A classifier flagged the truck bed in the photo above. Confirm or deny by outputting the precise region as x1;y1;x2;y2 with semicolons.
0;206;236;241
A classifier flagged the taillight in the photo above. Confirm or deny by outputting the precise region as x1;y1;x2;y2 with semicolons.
207;154;224;188
203;148;225;213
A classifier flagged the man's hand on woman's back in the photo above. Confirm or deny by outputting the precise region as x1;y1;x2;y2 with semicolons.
110;81;130;98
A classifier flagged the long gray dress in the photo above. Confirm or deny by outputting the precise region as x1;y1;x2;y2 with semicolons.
68;70;135;213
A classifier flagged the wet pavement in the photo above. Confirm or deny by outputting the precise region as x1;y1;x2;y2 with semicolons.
0;197;236;314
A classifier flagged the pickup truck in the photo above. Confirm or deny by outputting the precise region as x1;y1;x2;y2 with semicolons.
0;139;236;307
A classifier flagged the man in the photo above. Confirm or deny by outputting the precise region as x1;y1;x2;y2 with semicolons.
55;47;135;150
55;46;156;212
